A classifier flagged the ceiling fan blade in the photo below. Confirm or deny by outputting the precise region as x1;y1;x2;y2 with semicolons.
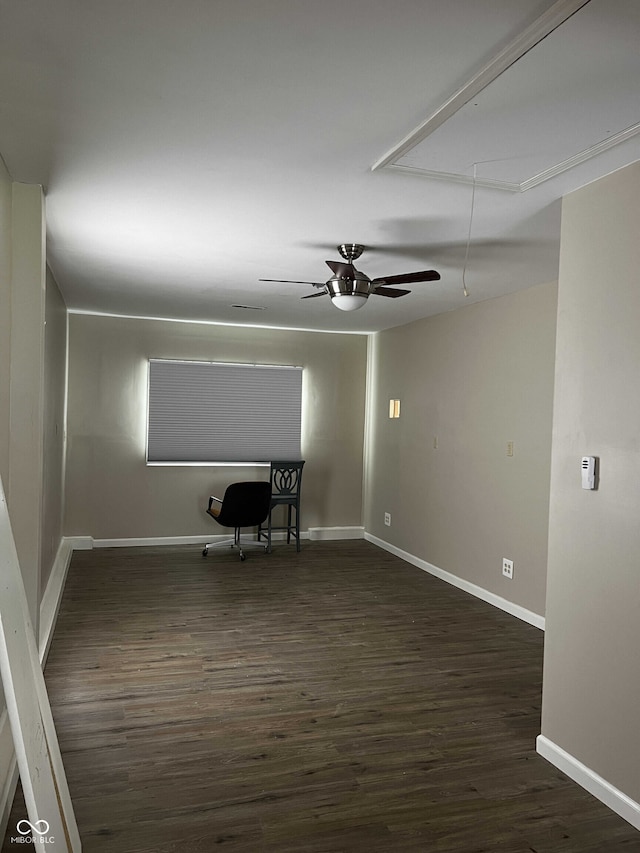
301;291;327;300
371;270;440;286
260;278;326;287
372;286;411;298
326;260;357;278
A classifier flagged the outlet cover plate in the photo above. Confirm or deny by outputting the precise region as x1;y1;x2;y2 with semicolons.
502;558;514;579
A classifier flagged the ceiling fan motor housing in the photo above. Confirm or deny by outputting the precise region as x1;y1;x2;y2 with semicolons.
326;271;371;300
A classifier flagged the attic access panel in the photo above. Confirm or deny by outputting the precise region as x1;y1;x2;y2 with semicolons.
381;0;640;190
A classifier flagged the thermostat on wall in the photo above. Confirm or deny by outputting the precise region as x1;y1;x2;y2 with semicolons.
581;456;596;490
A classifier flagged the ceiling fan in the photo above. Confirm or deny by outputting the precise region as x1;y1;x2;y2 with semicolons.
260;243;440;311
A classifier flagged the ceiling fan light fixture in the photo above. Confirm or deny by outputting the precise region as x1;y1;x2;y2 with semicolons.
327;274;370;311
330;293;368;311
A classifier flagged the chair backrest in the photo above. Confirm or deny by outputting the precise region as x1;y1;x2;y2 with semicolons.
270;460;304;501
216;481;272;528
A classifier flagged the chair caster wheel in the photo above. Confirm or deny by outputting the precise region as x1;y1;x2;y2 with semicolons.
240;553;246;562
202;548;208;557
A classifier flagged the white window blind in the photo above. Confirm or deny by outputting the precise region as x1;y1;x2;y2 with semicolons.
147;359;302;463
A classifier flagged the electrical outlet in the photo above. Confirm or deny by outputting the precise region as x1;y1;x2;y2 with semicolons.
506;441;514;457
384;512;391;527
502;558;514;579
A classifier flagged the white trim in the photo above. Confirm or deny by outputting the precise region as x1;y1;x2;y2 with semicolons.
385;164;521;193
371;0;590;171
0;752;18;845
1;534;77;836
365;532;545;630
92;534;239;548
88;528;367;548
90;531;311;548
39;538;74;664
386;121;640;194
536;735;640;832
519;121;640;191
65;535;93;550
308;526;365;541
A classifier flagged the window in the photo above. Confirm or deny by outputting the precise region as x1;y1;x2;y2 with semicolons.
147;359;302;464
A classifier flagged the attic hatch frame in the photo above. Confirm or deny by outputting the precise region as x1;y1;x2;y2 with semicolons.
370;0;640;193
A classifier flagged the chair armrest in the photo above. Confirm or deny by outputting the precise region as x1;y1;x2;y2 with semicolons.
207;495;223;517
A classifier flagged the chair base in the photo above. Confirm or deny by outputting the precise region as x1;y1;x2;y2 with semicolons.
258;504;302;553
202;533;267;562
257;524;301;553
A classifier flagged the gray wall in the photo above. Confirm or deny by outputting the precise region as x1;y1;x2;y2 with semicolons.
542;162;640;802
364;281;558;618
64;314;368;540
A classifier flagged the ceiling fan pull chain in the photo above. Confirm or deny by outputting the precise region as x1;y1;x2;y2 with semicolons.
462;162;477;298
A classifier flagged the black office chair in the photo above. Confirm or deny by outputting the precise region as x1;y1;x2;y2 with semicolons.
202;481;272;561
258;460;305;553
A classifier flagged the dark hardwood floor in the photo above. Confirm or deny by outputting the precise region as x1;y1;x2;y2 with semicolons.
3;540;640;852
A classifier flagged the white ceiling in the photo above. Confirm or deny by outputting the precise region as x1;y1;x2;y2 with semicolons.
1;0;639;333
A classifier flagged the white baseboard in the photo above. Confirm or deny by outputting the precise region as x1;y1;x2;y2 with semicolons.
39;537;75;664
65;535;92;550
308;526;365;541
537;735;640;831
91;531;311;548
92;534;221;548
365;532;545;631
81;528;364;548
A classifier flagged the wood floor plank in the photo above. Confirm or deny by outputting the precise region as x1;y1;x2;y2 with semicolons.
3;540;639;852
